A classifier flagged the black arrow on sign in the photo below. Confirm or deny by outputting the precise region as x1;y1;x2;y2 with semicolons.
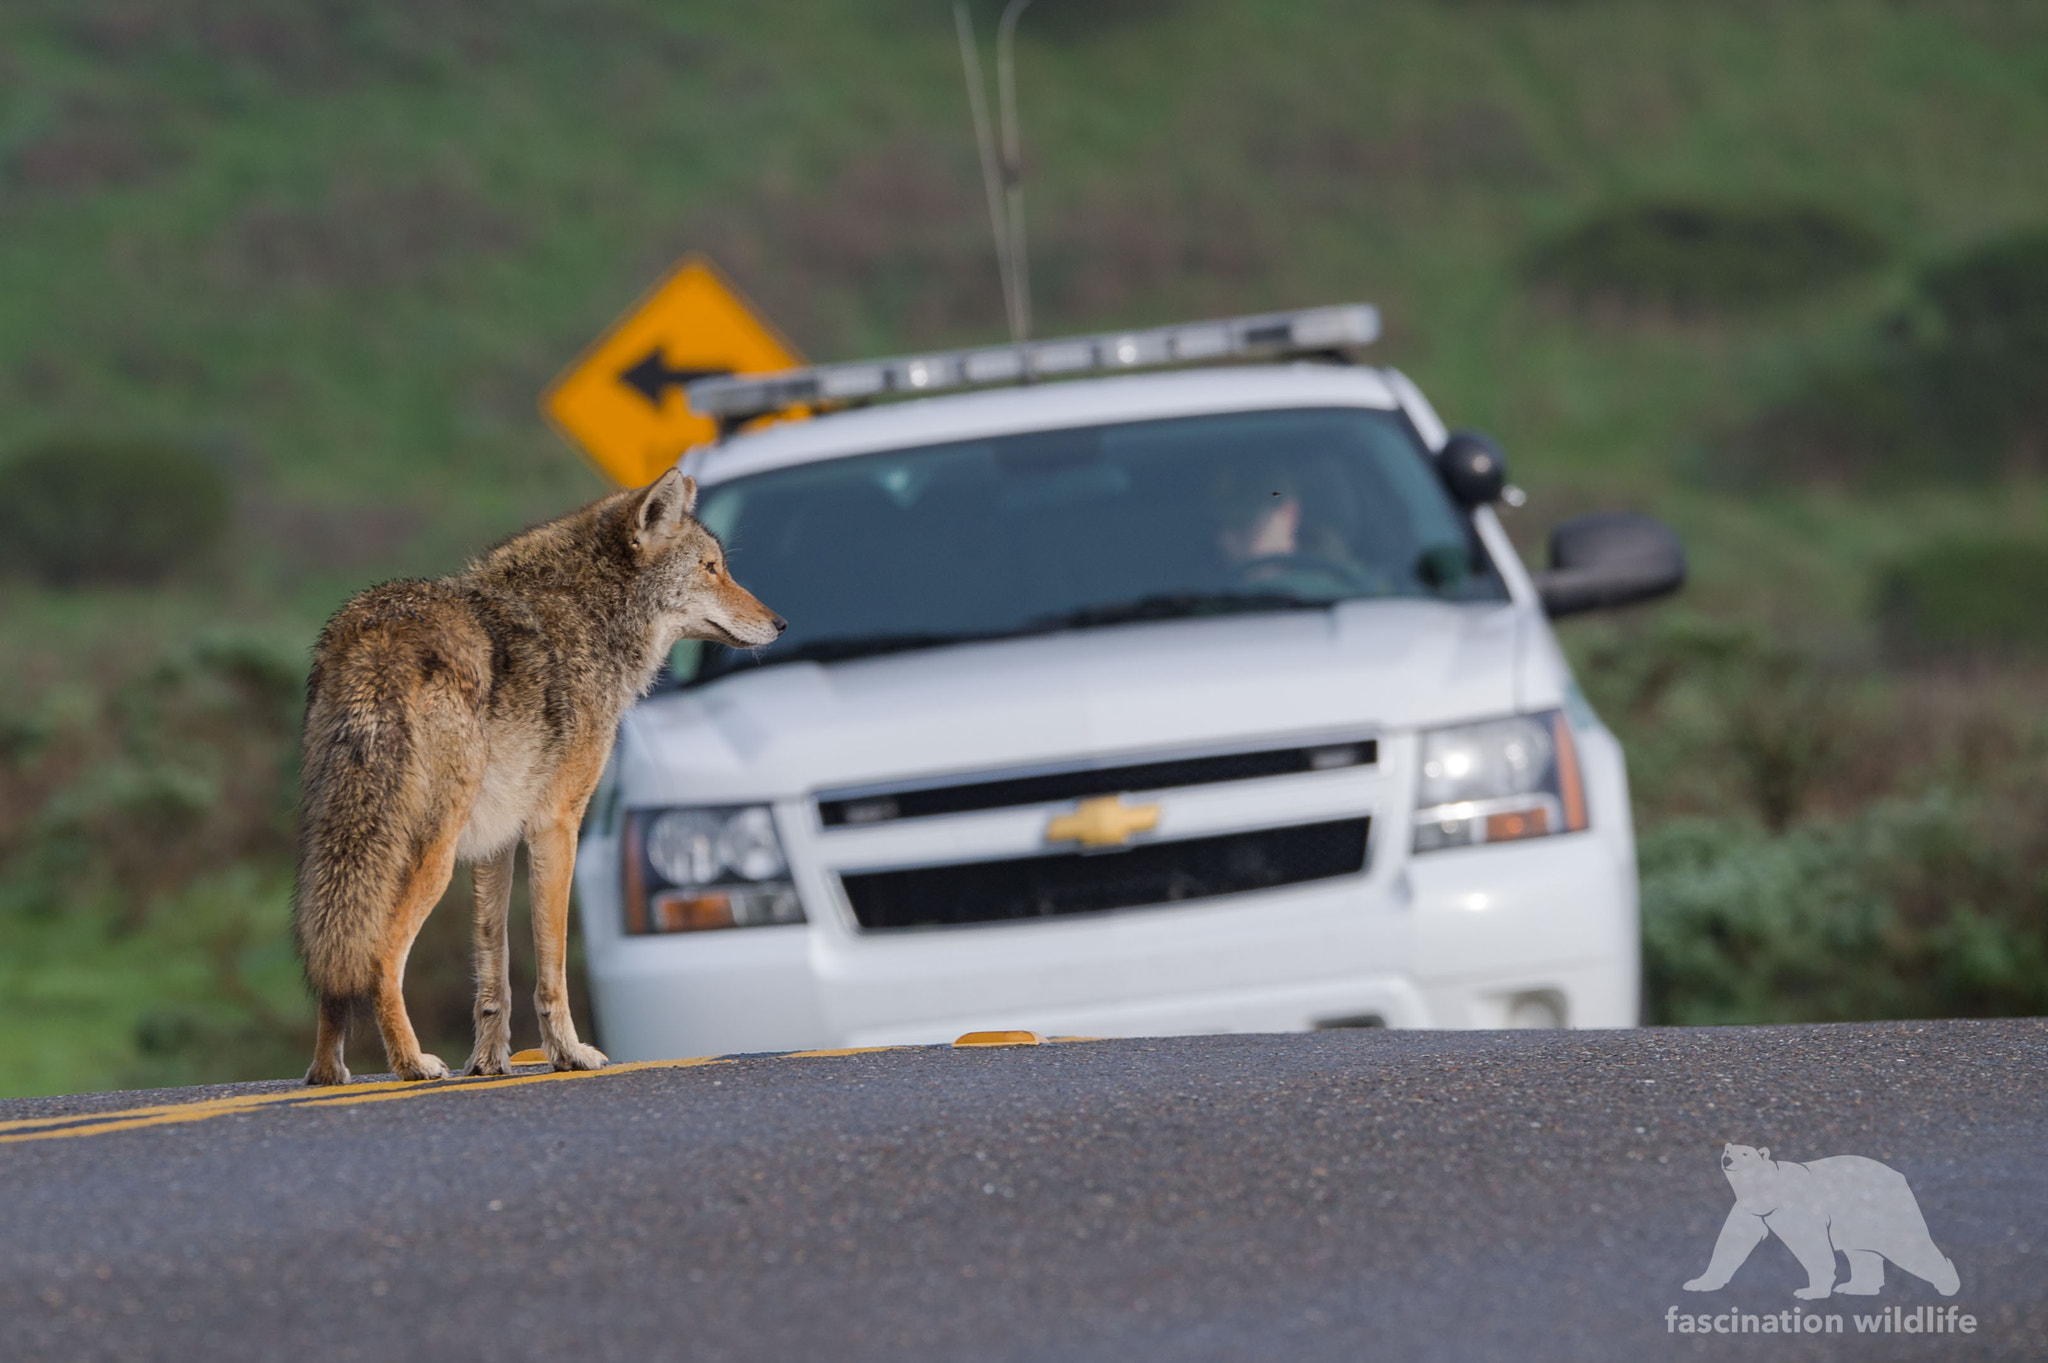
618;348;729;407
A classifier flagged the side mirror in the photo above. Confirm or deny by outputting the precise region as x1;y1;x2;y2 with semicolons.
1436;430;1507;507
1533;512;1686;617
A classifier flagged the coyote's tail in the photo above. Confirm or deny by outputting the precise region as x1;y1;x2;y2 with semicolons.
293;675;418;1003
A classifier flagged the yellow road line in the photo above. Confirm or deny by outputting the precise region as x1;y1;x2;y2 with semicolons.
0;1079;423;1135
782;1046;903;1059
0;1034;1106;1148
274;1056;735;1114
0;1055;731;1147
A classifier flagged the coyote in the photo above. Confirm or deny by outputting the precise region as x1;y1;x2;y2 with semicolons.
294;469;782;1084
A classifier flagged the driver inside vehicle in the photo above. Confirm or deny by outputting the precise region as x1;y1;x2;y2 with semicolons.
1211;463;1378;599
1218;485;1302;568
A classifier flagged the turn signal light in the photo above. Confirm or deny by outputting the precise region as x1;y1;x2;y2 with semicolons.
652;891;736;932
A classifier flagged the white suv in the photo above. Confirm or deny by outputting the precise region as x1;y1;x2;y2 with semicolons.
574;309;1683;1058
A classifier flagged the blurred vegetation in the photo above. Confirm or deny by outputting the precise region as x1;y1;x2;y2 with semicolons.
1525;202;1887;315
1573;611;2048;1022
1877;538;2048;660
1641;795;2048;1025
1;0;2046;1095
0;440;231;585
1746;230;2048;483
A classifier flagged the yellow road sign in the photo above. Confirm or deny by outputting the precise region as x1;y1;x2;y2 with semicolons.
542;256;804;487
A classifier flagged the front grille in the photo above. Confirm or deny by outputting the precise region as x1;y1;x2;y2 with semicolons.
818;740;1376;826
840;817;1370;930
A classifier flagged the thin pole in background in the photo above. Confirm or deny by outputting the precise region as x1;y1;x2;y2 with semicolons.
954;2;1020;346
995;0;1035;346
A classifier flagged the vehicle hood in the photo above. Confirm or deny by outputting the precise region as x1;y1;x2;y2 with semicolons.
618;601;1532;802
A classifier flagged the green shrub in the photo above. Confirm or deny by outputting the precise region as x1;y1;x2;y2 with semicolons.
113;867;310;1090
1572;612;1863;832
1641;815;1897;1024
1526;201;1886;313
1741;229;2048;484
0;629;306;927
1901;231;2048;452
1877;538;2048;660
1917;231;2048;370
1642;795;2048;1024
0;439;231;585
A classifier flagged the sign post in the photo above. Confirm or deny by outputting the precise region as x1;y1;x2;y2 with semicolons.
542;256;804;488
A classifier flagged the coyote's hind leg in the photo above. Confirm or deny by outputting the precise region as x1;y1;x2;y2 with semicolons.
371;828;463;1081
306;994;354;1086
464;843;517;1076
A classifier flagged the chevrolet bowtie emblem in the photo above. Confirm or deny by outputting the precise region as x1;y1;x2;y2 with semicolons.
1045;795;1160;849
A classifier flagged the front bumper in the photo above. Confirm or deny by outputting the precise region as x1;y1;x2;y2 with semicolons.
578;803;1639;1060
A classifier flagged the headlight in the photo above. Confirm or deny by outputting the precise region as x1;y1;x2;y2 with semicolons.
623;805;805;934
1412;710;1588;853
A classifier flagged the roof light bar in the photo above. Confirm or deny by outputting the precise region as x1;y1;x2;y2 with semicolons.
687;303;1380;424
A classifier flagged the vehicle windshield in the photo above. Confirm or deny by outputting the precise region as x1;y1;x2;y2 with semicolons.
675;405;1507;687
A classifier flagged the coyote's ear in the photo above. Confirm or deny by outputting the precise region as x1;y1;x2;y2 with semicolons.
633;469;697;545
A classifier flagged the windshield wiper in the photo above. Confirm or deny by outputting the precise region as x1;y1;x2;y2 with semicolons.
1022;591;1327;631
685;593;1329;687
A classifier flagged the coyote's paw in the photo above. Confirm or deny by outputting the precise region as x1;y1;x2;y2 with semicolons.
1793;1286;1833;1301
1681;1277;1719;1293
305;1061;351;1087
550;1042;608;1072
464;1048;511;1078
395;1052;450;1082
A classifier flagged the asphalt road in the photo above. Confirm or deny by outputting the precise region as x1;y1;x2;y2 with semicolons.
2;1020;2042;1362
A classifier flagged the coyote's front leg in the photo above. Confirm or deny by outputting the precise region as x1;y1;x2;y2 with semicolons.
464;843;517;1076
527;819;607;1072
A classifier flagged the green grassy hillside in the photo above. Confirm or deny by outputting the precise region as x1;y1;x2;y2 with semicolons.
3;0;2046;1095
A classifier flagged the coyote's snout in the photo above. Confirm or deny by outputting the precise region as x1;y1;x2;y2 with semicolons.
294;469;782;1084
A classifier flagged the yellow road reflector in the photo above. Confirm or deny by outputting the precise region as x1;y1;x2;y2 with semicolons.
508;1049;549;1067
542;255;805;488
953;1030;1046;1048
